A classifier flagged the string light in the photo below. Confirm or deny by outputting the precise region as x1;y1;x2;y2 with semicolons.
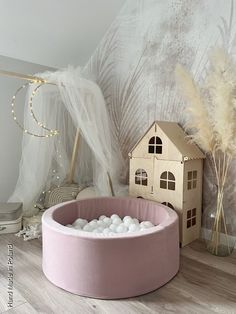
28;83;59;136
11;82;59;138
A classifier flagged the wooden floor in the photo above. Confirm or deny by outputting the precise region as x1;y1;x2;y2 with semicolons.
0;235;235;314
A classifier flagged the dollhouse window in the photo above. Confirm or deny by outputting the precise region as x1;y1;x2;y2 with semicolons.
187;171;197;190
160;171;175;190
135;169;148;186
187;208;197;228
162;202;175;210
148;136;162;154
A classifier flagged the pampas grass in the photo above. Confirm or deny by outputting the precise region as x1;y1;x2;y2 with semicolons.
176;47;236;256
175;64;214;152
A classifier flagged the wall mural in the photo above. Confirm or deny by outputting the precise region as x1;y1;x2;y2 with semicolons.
84;0;236;218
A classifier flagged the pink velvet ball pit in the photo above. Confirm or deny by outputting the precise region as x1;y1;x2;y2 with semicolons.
42;197;179;299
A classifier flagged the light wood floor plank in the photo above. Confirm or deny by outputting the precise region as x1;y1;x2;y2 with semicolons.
2;302;37;314
0;272;27;314
181;241;236;277
0;235;235;314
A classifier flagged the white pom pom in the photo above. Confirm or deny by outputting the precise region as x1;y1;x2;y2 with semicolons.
99;215;106;221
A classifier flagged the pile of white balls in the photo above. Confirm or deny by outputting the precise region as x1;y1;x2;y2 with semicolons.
66;214;155;235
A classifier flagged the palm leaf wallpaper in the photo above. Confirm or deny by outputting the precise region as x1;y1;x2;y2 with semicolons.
84;0;236;213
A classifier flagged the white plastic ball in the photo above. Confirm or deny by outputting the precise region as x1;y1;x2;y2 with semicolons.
112;217;122;225
74;225;82;230
99;215;106;221
132;218;139;225
123;216;132;221
83;224;92;232
103;228;110;235
97;220;106;228
89;221;98;228
141;221;154;228
109;224;117;232
70;214;155;235
123;218;134;227
116;225;128;233
73;218;87;228
103;217;112;225
129;224;139;232
111;214;120;220
66;224;73;228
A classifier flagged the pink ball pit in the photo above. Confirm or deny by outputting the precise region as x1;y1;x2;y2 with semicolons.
42;197;179;299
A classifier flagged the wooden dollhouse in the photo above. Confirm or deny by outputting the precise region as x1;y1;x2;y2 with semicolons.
129;121;205;247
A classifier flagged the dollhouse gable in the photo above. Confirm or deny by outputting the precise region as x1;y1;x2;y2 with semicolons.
129;121;205;162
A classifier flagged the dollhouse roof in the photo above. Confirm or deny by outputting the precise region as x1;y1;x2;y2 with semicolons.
129;121;205;160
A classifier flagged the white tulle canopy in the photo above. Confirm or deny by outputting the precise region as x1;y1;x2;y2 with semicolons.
9;67;123;214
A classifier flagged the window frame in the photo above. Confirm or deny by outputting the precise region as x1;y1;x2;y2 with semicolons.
160;171;175;191
186;208;197;229
148;136;162;154
135;168;148;186
187;170;197;190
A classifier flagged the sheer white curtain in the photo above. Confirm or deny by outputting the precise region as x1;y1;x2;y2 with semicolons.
9;66;124;214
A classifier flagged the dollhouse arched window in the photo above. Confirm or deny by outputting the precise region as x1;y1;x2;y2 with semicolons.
162;202;175;210
148;136;162;154
160;171;175;190
135;169;148;186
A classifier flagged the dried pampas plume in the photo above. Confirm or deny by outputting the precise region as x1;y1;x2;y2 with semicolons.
175;48;236;156
175;47;236;256
207;48;236;155
175;64;214;153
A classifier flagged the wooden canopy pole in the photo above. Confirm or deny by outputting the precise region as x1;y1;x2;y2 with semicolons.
67;129;80;184
0;69;46;83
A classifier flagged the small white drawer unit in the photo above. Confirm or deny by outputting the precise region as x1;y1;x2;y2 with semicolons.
0;203;23;234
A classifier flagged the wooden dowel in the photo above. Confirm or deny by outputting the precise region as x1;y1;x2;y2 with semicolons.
68;129;80;184
0;69;47;83
107;172;115;196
